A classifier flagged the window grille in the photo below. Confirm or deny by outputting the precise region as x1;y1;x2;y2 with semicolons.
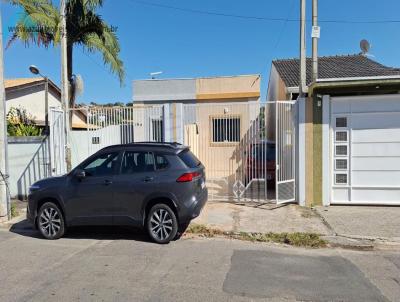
335;174;348;185
336;159;348;170
336;117;347;128
335;131;348;142
211;117;241;143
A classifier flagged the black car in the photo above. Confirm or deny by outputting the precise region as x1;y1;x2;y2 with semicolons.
27;143;208;244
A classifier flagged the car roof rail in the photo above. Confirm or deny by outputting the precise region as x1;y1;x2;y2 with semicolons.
127;141;185;148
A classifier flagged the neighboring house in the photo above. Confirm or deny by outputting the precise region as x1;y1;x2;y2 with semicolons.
132;75;262;197
267;54;400;206
267;54;400;102
5;78;87;129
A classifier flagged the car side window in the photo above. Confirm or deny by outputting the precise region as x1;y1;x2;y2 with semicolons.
82;152;119;177
155;154;169;170
121;151;155;174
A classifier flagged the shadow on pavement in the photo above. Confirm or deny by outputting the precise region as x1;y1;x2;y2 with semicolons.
9;219;152;243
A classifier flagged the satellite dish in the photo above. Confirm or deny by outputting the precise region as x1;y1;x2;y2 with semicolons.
360;39;370;55
150;71;163;79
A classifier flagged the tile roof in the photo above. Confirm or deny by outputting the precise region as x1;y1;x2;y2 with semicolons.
272;54;400;87
5;78;44;89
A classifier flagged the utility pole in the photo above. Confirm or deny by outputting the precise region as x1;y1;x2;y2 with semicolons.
299;0;306;98
0;10;10;220
312;0;319;82
60;0;71;172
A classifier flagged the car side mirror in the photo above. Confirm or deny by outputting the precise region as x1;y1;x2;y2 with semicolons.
74;169;86;179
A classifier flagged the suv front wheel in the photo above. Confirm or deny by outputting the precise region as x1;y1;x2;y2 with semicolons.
37;202;65;240
147;204;178;244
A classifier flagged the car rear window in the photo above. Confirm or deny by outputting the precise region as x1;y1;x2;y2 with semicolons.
178;150;201;168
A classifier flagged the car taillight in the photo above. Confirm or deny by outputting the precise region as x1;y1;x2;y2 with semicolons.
176;172;201;182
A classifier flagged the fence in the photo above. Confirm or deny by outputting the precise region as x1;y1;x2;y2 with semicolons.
67;101;297;203
70;105;166;168
8;136;50;199
182;102;276;202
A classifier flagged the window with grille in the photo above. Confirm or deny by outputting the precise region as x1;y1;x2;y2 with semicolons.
336;117;347;128
335;159;348;170
211;117;240;143
335;174;348;185
335;145;348;156
151;119;164;142
335;131;348;142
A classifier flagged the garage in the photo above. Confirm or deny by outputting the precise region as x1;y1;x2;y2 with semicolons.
330;94;400;205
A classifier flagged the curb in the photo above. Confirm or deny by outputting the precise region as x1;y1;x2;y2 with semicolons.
0;209;27;230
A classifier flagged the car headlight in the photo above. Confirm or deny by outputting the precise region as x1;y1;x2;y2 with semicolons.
29;185;40;194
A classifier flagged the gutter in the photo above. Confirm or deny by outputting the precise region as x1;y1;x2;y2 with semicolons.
309;77;400;96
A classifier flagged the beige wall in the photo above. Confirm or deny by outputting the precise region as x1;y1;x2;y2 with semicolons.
6;84;61;124
196;75;260;100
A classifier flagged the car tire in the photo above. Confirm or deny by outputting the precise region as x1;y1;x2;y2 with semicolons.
174;222;190;240
147;204;178;244
37;202;65;240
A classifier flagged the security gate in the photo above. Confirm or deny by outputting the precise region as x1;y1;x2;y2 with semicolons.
49;107;67;176
86;106;164;156
275;100;297;204
183;102;276;202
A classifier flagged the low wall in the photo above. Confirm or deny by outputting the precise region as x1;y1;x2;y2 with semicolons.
8;136;50;200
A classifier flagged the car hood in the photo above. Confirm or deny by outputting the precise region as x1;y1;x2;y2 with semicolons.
32;175;67;188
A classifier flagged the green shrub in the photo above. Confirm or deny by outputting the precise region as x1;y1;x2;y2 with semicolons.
7;107;42;136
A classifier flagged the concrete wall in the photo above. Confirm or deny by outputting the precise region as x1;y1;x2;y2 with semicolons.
8;136;51;199
6;84;61;124
266;65;288;103
196;75;260;100
133;79;196;102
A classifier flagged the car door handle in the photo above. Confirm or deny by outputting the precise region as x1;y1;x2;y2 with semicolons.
104;179;113;185
143;176;154;182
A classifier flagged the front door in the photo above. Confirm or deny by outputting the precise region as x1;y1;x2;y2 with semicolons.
65;151;120;226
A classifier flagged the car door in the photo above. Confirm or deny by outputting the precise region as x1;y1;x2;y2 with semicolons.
112;150;157;225
64;151;121;226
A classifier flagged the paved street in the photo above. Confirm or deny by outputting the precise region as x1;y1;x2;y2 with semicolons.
0;221;399;302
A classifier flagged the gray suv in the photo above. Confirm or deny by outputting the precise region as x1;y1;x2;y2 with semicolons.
27;143;207;244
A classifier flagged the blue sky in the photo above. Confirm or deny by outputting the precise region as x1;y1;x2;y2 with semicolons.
2;0;400;104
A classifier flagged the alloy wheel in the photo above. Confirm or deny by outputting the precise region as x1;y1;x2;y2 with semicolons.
39;207;62;237
150;208;173;241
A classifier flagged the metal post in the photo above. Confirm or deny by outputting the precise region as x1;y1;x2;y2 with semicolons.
44;77;49;135
60;0;70;172
312;0;318;82
299;0;306;98
0;11;10;220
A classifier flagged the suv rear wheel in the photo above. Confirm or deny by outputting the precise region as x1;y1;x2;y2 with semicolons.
37;202;65;240
147;204;178;244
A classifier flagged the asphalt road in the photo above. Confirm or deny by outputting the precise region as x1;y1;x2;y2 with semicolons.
0;220;399;302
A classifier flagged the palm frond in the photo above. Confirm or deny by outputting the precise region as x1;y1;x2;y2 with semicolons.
83;28;125;85
6;0;60;47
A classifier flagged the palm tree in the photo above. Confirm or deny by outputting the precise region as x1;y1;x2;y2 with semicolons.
7;0;124;109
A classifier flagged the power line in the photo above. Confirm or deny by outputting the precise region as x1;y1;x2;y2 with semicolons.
127;0;400;24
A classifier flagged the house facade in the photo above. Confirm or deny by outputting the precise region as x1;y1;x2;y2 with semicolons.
5;78;87;129
267;54;400;206
133;75;263;199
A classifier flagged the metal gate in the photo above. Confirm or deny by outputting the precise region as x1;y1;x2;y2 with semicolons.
183;102;276;202
86;106;164;156
49;107;67;176
275;100;297;204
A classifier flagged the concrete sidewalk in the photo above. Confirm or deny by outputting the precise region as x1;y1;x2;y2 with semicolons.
315;206;400;242
194;202;331;235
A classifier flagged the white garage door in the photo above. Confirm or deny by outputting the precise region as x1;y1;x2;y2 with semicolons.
331;95;400;205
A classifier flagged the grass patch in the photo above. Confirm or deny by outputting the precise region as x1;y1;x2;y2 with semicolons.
186;224;327;248
11;202;19;218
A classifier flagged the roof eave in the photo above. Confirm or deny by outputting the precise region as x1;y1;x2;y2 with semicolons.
309;78;400;96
